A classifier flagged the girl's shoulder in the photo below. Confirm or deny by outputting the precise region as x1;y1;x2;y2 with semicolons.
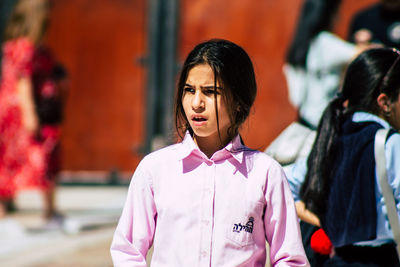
244;148;285;171
244;150;291;192
245;147;277;160
387;131;400;150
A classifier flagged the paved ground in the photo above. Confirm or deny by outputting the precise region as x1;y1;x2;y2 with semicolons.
0;186;128;267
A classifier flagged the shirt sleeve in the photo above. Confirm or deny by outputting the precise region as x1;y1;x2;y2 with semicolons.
283;64;308;109
286;159;308;202
386;133;400;213
264;161;310;267
110;159;157;267
317;32;356;69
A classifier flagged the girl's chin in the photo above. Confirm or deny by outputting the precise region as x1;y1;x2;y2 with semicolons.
190;125;230;141
192;129;227;140
192;130;215;138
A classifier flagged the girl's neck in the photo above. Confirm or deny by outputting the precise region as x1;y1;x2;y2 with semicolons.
194;133;230;158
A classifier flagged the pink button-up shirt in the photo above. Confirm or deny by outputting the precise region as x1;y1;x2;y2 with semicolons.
111;132;309;267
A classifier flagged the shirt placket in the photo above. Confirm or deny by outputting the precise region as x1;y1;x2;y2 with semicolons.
199;159;216;267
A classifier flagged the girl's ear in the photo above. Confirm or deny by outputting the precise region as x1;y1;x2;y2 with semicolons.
377;93;392;115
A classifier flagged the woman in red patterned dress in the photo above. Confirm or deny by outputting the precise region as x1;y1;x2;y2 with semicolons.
0;0;67;224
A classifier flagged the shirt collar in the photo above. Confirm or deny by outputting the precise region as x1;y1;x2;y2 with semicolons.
352;111;391;129
178;131;245;164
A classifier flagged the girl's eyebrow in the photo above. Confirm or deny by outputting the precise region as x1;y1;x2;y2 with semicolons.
184;83;222;90
201;86;222;90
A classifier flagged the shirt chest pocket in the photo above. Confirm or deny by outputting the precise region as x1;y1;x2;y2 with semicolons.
225;201;264;247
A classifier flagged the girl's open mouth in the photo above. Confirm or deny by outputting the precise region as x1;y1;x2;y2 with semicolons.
191;116;207;126
192;117;206;122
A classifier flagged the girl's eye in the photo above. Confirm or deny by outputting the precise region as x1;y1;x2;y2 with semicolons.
204;89;219;95
184;87;194;93
206;89;215;95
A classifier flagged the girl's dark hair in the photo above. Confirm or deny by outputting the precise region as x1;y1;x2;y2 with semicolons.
174;39;257;142
300;48;400;217
286;0;341;67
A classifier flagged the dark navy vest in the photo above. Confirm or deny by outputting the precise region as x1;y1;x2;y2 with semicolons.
321;119;396;247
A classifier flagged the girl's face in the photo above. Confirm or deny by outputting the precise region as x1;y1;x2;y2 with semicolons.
182;64;231;144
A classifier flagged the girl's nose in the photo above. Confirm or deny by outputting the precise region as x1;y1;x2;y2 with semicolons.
192;91;204;110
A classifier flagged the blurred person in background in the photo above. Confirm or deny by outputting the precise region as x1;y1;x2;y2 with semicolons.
277;0;367;265
284;0;362;130
349;0;400;49
0;0;68;230
266;0;366;168
288;47;400;267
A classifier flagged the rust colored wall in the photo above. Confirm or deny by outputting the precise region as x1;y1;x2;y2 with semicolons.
44;0;146;173
43;0;377;177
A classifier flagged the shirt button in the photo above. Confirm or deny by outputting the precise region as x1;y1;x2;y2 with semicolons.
202;219;209;225
201;251;207;257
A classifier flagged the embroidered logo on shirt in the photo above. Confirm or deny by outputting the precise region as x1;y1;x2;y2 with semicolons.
232;217;254;234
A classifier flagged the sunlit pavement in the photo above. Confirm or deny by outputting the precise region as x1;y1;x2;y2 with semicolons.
0;186;128;267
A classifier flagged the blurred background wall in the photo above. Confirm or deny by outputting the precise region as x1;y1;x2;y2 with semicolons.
13;0;376;182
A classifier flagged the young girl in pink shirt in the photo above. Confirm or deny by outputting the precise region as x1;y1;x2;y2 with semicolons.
110;39;309;267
